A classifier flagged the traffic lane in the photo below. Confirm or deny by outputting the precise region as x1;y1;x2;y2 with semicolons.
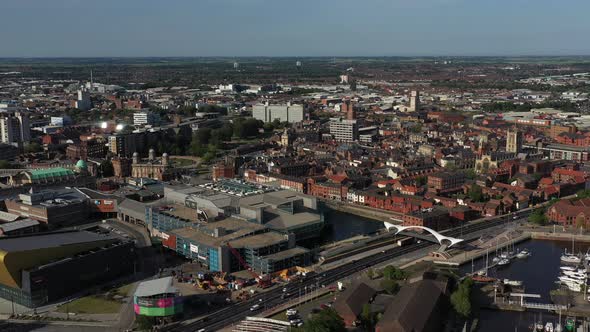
172;217;513;331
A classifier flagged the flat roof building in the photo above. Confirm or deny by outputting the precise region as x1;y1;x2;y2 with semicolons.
252;102;304;123
0;231;134;307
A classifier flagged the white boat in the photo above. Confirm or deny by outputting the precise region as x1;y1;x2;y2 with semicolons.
557;277;585;292
492;256;500;264
555;323;562;332
561;271;587;280
558;275;586;284
560;266;577;271
560;253;581;265
545;322;554;332
497;258;510;266
516;248;531;258
503;279;523;286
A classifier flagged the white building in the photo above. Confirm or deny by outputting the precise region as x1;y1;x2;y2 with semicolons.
133;111;159;126
0;112;30;146
252;102;304;123
329;117;358;142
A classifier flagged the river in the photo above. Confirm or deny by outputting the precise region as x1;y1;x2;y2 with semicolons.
322;210;384;242
459;239;590;331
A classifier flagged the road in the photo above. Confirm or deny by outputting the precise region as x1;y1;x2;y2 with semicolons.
165;210;532;332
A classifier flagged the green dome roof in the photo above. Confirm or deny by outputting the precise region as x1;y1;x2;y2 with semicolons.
75;159;88;170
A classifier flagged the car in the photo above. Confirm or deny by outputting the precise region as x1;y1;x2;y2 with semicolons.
250;304;261;311
283;287;288;293
286;309;298;316
290;319;303;327
320;303;332;309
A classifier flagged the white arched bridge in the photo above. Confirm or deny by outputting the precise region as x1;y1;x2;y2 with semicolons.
383;221;464;248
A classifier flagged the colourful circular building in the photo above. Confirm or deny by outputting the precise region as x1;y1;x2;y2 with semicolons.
133;277;183;316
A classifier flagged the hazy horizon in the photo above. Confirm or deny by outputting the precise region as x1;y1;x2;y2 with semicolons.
2;0;589;57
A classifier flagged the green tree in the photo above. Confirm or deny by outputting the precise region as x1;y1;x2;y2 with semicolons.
135;315;156;331
100;160;114;177
465;169;477;180
304;308;345;332
451;278;473;318
380;279;399;295
360;303;377;331
195;128;212;145
415;176;427;187
0;160;11;169
468;184;485;202
528;209;548;226
24;142;42;153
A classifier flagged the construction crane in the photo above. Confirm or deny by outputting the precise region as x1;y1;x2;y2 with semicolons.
226;242;272;288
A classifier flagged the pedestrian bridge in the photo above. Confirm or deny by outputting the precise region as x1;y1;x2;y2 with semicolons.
383;222;464;248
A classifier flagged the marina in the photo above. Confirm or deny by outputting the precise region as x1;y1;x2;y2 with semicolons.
458;238;590;331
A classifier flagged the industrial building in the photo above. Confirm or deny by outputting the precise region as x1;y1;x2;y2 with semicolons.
0;231;135;307
3;188;89;228
252;102;304;123
238;190;323;242
146;189;319;274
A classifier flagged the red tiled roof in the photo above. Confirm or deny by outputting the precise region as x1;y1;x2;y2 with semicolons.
539;177;554;185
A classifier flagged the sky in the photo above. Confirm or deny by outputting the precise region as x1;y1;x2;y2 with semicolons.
1;0;589;57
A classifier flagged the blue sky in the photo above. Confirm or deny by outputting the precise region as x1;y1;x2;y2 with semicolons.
1;0;589;57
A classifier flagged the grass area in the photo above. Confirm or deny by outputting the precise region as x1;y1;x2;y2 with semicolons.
114;283;134;297
56;295;122;314
172;158;196;167
55;283;134;315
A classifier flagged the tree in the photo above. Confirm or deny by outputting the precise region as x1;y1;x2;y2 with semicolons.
195;128;212;145
135;315;156;331
468;184;485;202
304;308;345;332
0;160;11;169
415;176;427;187
100;160;114;177
465;169;477;180
382;265;396;280
451;278;473;318
380;279;399;295
528;208;548;226
24;142;42;153
360;303;377;331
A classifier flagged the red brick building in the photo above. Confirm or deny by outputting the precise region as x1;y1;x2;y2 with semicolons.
548;198;590;228
427;172;465;194
212;163;235;181
401;207;451;231
307;176;349;201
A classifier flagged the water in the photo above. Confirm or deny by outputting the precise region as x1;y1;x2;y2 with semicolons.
461;239;590;302
459;239;590;330
322;210;384;242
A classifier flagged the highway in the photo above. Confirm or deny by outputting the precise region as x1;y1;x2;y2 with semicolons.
165;211;531;332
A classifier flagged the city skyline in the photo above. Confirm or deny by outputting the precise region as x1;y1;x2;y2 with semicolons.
1;0;590;57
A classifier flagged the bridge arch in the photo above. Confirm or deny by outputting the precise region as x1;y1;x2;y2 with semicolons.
383;222;464;248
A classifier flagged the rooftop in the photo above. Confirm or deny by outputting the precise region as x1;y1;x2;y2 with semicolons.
0;230;116;253
29;167;74;180
263;246;309;261
228;231;287;249
135;277;178;298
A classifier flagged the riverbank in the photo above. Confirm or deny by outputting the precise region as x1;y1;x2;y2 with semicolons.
323;200;396;221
